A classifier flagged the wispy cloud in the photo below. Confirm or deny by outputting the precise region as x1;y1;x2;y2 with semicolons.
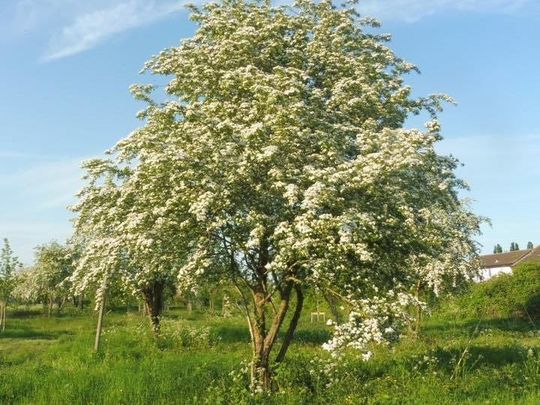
357;0;530;22
0;1;185;59
0;158;84;210
43;0;185;61
1;0;533;59
0;156;85;263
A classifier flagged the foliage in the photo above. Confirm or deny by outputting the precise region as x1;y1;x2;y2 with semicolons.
70;151;186;332
13;242;75;312
70;0;481;389
0;239;21;300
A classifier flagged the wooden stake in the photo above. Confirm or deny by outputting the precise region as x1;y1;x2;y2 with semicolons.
94;278;108;352
0;302;4;332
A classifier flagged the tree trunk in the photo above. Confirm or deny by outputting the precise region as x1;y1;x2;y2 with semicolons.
209;291;214;312
276;286;304;363
415;302;423;336
57;297;66;314
414;282;423;337
252;344;272;392
0;302;5;332
249;283;293;391
251;289;271;391
48;296;53;318
323;291;341;325
143;281;165;334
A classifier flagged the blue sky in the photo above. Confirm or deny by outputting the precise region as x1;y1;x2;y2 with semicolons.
0;0;538;263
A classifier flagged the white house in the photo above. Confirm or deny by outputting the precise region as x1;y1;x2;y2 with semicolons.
479;245;540;281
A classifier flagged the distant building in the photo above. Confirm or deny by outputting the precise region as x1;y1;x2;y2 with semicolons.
479;245;540;280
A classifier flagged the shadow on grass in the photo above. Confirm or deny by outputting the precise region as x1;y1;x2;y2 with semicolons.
423;317;534;337
7;308;77;319
294;328;331;345
0;324;73;340
429;344;527;372
209;323;331;345
212;324;250;343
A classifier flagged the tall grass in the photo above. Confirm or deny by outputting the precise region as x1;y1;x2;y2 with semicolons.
2;305;540;404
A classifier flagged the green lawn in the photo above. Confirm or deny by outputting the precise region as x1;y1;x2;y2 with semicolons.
1;306;540;404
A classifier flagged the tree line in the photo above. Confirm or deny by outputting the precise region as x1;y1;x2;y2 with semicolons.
493;241;534;254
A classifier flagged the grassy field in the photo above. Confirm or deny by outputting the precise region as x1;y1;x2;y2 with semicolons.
2;305;540;404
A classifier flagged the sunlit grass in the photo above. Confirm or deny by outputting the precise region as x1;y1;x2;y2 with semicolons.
2;306;540;404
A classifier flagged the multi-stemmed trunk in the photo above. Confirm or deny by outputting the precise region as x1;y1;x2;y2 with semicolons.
247;283;304;391
142;280;165;334
226;236;305;391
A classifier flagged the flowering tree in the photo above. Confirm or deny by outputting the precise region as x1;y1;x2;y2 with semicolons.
70;156;189;333
30;242;76;315
405;204;482;335
0;238;22;331
12;267;43;305
72;0;481;390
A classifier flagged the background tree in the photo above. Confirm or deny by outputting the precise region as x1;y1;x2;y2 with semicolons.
102;0;481;390
510;242;520;251
527;241;534;250
12;267;43;306
0;238;22;331
70;158;189;334
408;206;481;336
31;242;75;316
493;244;503;254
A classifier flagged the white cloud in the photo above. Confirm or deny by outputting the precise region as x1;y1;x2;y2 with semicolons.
0;0;185;59
1;0;85;39
357;0;530;22
1;0;532;58
43;0;185;61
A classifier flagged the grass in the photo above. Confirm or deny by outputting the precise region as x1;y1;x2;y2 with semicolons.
2;305;540;404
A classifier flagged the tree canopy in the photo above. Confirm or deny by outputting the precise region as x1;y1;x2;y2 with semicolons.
71;0;481;390
0;238;21;303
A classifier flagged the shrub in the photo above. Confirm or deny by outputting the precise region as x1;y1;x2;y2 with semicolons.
459;262;540;320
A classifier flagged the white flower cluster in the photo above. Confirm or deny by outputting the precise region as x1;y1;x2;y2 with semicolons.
69;0;482;366
322;291;419;358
